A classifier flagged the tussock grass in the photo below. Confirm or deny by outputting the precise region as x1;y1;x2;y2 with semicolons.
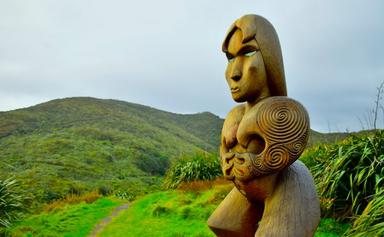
177;178;229;192
43;191;101;212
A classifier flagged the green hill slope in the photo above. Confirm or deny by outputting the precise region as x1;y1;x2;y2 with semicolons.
0;96;368;207
0;97;223;205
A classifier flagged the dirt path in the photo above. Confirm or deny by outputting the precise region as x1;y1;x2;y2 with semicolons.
88;203;130;237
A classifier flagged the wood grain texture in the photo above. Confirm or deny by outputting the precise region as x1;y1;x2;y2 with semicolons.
208;14;320;237
207;187;262;237
208;161;320;237
255;161;320;237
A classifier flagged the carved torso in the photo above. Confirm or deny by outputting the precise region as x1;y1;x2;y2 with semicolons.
221;96;309;201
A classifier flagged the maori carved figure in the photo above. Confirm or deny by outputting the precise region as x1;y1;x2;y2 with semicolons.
207;15;320;237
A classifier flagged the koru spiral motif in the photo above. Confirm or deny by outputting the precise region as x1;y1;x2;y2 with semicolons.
223;96;309;181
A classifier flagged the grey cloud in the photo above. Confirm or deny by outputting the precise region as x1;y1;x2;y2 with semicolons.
0;0;383;132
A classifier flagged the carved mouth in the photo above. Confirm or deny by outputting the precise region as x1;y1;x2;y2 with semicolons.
231;87;239;93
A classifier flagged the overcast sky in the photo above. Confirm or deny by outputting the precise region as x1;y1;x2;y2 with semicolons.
0;0;383;132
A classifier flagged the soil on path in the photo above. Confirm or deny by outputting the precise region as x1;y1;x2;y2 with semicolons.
88;203;130;237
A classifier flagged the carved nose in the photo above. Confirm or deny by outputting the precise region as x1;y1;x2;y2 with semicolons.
231;69;242;81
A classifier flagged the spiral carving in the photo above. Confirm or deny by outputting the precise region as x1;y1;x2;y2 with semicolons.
222;96;309;182
286;133;308;156
265;144;290;171
222;97;309;180
249;97;309;175
256;97;308;144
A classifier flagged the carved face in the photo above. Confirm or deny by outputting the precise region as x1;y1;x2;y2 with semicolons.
225;29;270;103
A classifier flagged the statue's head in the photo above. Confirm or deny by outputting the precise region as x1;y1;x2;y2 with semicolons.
222;14;287;103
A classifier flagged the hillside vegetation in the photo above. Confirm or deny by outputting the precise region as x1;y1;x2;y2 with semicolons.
0;97;223;207
1;97;377;235
0;97;369;207
0;98;384;237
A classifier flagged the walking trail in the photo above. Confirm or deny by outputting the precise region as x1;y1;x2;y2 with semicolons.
88;203;130;237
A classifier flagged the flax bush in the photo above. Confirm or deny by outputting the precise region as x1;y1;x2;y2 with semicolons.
344;188;384;237
164;152;222;189
301;131;384;236
0;178;27;228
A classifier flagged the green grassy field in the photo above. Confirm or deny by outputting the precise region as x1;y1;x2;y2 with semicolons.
4;185;351;237
98;185;349;237
8;197;124;237
99;186;230;237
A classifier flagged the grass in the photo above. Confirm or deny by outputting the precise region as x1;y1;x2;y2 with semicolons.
2;183;351;237
99;184;232;237
98;183;349;237
8;197;124;237
315;218;350;237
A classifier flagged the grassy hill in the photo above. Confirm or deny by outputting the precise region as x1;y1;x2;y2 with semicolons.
2;97;379;236
0;96;369;208
0;97;223;206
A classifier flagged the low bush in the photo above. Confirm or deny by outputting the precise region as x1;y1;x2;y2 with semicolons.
114;191;135;201
344;188;384;237
164;152;222;189
302;131;384;219
43;190;101;212
0;178;27;228
301;131;384;236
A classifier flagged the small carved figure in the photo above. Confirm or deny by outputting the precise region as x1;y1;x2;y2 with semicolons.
207;14;320;237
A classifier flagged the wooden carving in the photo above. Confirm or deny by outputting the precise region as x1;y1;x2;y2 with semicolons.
207;14;320;237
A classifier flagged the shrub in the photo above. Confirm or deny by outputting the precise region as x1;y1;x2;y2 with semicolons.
344;188;384;237
114;191;135;201
132;154;170;176
98;186;113;196
304;131;384;219
164;152;222;189
0;178;27;227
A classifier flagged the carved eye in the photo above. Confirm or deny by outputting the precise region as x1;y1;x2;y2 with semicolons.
226;53;235;63
244;51;257;57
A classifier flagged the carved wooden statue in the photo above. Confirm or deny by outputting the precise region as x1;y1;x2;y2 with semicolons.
207;14;320;237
